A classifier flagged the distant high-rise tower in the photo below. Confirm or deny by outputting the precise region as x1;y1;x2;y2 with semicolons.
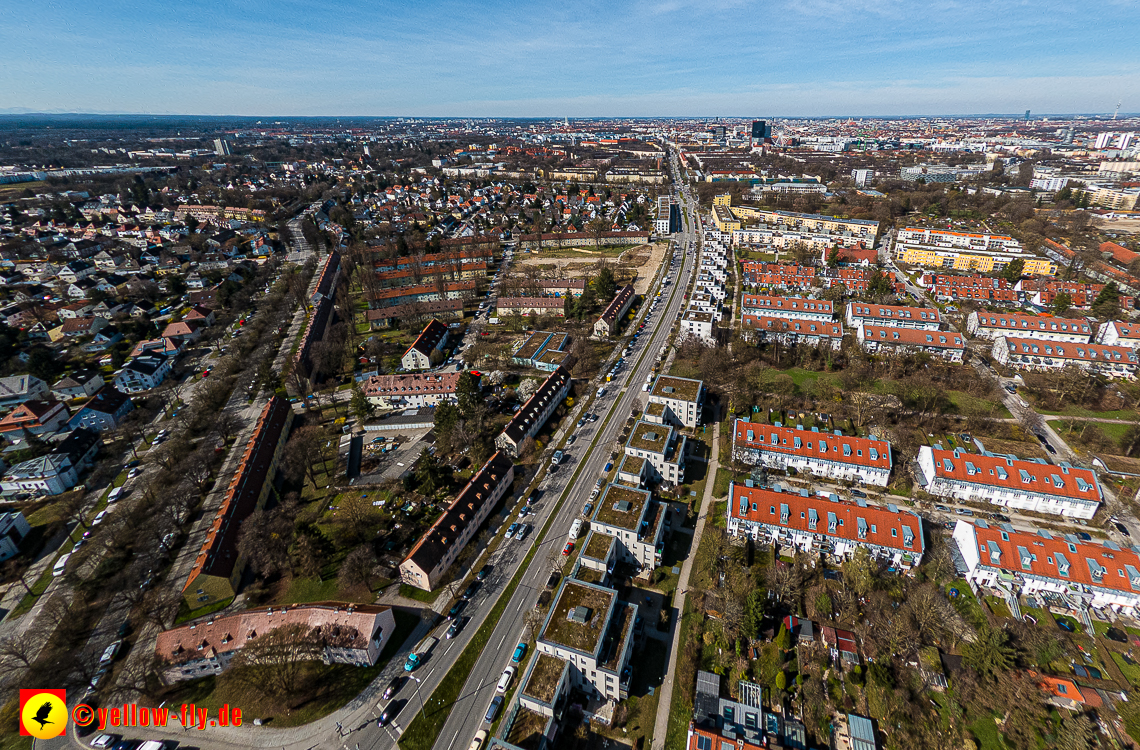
213;138;231;156
750;120;771;148
1024;110;1031;121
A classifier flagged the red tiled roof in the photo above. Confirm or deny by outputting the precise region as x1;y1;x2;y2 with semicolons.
860;325;963;349
363;372;460;397
733;420;891;471
998;336;1138;365
847;303;941;324
741;315;843;338
972;313;1091;335
1101;241;1139;265
967;522;1136;596
927;448;1101;504
729;485;923;557
741;294;833;315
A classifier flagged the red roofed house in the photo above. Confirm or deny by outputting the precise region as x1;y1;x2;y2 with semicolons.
362;372;461;411
857;325;965;362
160;319;205;343
920;447;1101;519
0;400;70;443
741;315;844;350
1101;241;1139;266
155;602;396;684
822;625;861;665
954;519;1140;617
727;483;923;569
1031;671;1102;709
732;419;892;486
183;304;216;326
1095;320;1140;350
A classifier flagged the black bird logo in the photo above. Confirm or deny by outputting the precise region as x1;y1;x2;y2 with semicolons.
31;701;54;730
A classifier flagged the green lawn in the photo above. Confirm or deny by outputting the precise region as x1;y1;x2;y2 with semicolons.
945;390;1012;419
968;715;1007;750
279;577;373;606
712;467;732;498
175;596;235;625
1037;404;1140;421
1057;419;1132;444
399;584;441;605
1114;652;1140;687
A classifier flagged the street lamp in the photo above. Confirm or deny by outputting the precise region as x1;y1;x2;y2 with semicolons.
409;675;428;724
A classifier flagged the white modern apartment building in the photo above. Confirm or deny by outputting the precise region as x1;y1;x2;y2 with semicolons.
896;227;1023;253
966;313;1092;343
845;303;941;331
732;420;893;487
646;376;704;429
624;420;687;485
589;483;667;571
917;447;1102;519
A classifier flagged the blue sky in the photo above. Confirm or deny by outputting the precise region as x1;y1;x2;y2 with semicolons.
1;0;1138;116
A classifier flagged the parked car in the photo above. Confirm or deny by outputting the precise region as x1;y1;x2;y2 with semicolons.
446;617;466;640
462;582;479;600
496;666;516;693
484;696;503;723
468;730;488;750
477;565;492;581
448;601;465;620
511;642;528;664
561;542;575;556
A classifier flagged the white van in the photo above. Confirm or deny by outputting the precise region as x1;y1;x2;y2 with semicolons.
569;519;582;540
496;666;516;693
53;553;72;577
596;387;606;398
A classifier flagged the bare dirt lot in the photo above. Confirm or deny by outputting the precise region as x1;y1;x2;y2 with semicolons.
516;243;668;296
1093;215;1140;234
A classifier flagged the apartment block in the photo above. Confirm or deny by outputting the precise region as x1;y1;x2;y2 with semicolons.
496;367;572;456
590;483;666;571
727;484;924;569
536;578;637;701
740;294;834;323
845;303;940;331
857;325;965;362
362;372;462;410
1095;321;1140;349
646;375;704;429
990;336;1138;378
732;419;892;487
953;520;1140;617
740;316;844;350
917;446;1101;519
401;318;450;370
966;312;1091;342
400;451;515;591
624;420;688;486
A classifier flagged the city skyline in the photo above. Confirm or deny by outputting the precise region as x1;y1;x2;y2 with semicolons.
2;0;1138;117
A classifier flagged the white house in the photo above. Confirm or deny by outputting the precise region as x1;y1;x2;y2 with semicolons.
857;325;965;362
400;319;449;371
646;376;704;429
362;372;461;411
917;446;1101;520
113;354;173;393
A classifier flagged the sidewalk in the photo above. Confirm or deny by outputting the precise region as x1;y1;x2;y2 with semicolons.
651;421;720;750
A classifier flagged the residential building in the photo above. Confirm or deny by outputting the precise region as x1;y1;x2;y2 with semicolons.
155;602;396;684
496;367;572;456
990;336;1138;378
362;372;462;411
67;385;134;432
835;714;879;750
1095;321;1140;349
646;375;705;429
727;206;879;240
845;303;941;331
400;451;515;591
512;331;570;371
401;318;450;370
679;310;715;344
590;483;667;571
897;227;1022;253
856;325;965;361
623;420;688;486
655;196;672;235
1;428;101;497
496;297;565;317
966;312;1092;342
160;319;205;343
953;519;1140;618
114;353;172;393
687;673;768;750
917;446;1102;519
731;420;893;487
741;315;844;350
535;578;637;701
741;295;834;323
366;299;464;328
0;375;49;409
51;370;104;400
726;484;924;569
0;400;70;443
712;205;741;233
926;273;1017;303
593;285;635;337
182;398;293;607
0;511;31;562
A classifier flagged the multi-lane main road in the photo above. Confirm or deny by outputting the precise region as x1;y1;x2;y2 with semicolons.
345;163;702;750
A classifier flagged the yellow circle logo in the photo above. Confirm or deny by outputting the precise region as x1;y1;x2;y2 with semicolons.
21;692;67;739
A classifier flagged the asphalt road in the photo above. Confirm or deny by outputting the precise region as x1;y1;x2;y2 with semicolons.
409;160;701;750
